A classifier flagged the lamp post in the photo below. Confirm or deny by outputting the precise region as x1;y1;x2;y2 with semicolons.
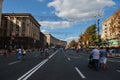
94;11;102;48
97;19;100;47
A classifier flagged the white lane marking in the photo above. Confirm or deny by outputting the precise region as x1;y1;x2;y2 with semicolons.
75;67;86;79
116;70;120;72
17;60;45;80
22;59;48;80
8;61;21;65
67;58;71;61
49;50;58;59
17;51;57;80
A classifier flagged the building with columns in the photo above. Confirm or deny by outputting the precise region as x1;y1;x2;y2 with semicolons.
40;32;47;48
45;34;67;48
1;13;41;49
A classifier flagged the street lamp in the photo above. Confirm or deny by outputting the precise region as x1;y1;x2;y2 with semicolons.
94;11;102;48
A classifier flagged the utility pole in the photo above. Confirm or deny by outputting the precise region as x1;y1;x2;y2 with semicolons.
94;11;102;48
97;19;100;47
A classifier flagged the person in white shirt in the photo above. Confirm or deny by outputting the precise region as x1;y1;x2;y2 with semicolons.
90;47;100;71
17;47;22;60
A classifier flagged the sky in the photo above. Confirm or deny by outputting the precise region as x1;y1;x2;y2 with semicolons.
2;0;120;43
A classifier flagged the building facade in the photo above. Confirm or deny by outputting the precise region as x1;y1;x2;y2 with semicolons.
45;34;67;48
40;32;47;48
0;0;3;37
102;9;120;47
1;13;41;49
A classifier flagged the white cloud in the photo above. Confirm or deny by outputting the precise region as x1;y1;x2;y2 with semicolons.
41;29;49;34
64;36;79;42
39;21;74;29
48;0;115;22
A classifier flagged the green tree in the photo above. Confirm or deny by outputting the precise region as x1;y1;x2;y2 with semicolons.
69;40;77;49
78;24;97;46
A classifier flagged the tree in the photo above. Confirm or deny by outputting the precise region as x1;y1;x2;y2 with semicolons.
78;24;97;46
69;40;77;49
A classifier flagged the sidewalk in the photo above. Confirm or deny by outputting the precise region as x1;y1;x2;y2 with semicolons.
107;54;120;59
0;50;16;56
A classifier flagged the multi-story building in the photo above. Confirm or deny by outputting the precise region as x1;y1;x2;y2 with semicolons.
102;9;120;47
0;0;3;36
45;34;67;48
1;13;41;49
40;32;47;48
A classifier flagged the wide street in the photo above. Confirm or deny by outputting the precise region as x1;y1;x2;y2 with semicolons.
0;49;120;80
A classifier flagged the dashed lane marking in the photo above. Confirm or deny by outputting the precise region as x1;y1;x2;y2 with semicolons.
116;70;120;72
75;67;86;79
67;58;71;61
8;60;21;65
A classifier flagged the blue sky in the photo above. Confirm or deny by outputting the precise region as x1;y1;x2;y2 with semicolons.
2;0;120;42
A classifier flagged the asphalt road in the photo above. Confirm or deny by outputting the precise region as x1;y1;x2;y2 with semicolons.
0;49;120;80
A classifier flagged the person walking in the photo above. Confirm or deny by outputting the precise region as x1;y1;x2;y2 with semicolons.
99;47;108;70
45;48;49;59
109;48;113;57
40;48;44;59
22;49;26;60
17;47;22;60
113;48;117;56
3;49;7;59
90;47;100;71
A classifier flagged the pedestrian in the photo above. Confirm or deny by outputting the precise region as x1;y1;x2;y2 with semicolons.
90;47;100;71
109;48;113;57
22;49;26;60
99;47;108;70
113;48;117;56
76;45;81;53
88;53;94;68
3;49;7;59
40;48;44;59
7;48;11;58
45;48;49;59
17;47;22;60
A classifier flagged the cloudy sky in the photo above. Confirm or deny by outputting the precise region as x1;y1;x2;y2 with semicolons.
2;0;120;42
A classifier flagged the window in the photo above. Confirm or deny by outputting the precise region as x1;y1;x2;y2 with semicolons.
16;26;19;36
10;17;14;20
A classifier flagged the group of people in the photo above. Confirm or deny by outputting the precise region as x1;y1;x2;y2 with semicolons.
40;48;49;59
108;48;118;57
3;47;27;60
88;47;108;71
16;48;26;60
